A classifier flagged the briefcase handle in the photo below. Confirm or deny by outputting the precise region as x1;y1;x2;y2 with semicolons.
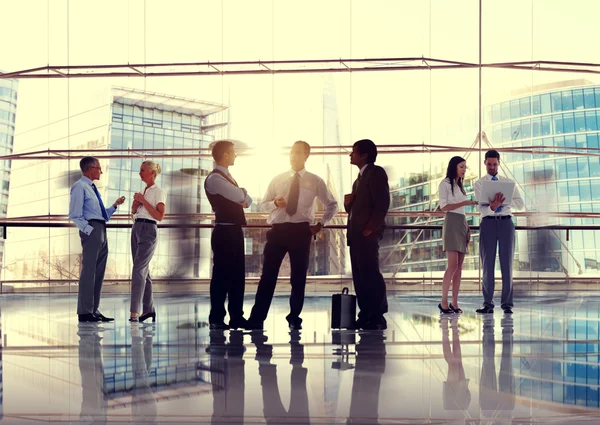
342;287;349;295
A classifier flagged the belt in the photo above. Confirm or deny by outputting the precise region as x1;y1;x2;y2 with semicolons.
483;215;512;220
272;222;310;228
88;219;106;224
135;218;157;225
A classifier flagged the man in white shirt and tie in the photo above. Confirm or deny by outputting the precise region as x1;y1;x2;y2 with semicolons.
246;141;339;331
474;149;524;315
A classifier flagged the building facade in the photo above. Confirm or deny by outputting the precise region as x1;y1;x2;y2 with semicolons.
0;77;18;273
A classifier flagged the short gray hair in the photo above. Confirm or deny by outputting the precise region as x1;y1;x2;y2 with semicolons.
80;156;99;173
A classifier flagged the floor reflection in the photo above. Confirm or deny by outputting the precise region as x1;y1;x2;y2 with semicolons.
1;294;600;424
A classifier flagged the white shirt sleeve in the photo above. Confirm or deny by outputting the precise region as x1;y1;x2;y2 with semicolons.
316;177;338;225
205;173;247;204
438;180;449;209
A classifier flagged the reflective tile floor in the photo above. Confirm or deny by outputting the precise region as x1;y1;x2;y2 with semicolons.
0;293;600;424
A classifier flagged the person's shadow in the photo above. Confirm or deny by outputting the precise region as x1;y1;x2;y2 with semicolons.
441;316;471;412
208;329;245;424
347;331;387;425
77;324;107;425
480;315;515;424
131;327;157;425
252;330;310;424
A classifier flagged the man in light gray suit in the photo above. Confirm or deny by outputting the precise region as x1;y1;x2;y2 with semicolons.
69;156;125;322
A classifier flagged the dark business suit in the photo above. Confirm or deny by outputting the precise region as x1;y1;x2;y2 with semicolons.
345;163;390;327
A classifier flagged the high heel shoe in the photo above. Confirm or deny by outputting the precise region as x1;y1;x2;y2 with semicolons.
438;303;453;314
129;316;139;323
139;312;156;323
449;303;463;314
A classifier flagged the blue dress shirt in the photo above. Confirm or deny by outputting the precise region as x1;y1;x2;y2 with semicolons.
69;176;117;235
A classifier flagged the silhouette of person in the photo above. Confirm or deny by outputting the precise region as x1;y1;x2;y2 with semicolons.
441;316;471;412
252;330;310;424
131;327;157;425
347;332;387;425
77;324;107;425
479;315;515;424
208;329;245;424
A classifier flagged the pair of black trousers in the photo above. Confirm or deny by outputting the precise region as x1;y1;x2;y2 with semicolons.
209;225;245;324
249;222;312;325
349;232;388;324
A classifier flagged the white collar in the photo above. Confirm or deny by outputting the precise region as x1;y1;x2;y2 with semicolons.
290;168;307;178
359;164;369;176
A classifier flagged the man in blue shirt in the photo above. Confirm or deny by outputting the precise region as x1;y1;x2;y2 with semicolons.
69;156;125;322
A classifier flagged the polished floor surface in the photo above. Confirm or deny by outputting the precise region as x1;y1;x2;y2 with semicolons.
1;293;600;424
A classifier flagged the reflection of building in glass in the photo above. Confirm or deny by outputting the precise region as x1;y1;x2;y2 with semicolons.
382;165;479;274
4;87;227;285
384;80;600;277
0;77;18;273
484;80;600;275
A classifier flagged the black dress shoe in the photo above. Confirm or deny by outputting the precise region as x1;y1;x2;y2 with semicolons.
229;318;248;330
245;321;264;331
288;322;302;331
503;308;513;314
476;307;494;314
362;321;387;331
94;312;114;322
209;322;230;330
78;313;100;322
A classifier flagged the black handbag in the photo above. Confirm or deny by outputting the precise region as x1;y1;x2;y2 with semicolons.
331;287;357;329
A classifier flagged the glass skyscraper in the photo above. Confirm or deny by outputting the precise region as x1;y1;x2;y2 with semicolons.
0;77;18;272
384;80;600;278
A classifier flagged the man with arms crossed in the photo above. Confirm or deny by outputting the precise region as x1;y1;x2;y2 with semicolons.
69;156;125;322
246;141;338;331
204;140;253;330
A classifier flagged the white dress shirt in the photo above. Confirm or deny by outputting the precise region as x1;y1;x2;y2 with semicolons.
205;165;253;206
438;178;467;215
474;174;525;217
259;168;338;225
134;184;167;221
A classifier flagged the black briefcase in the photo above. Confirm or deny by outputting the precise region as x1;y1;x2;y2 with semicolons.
331;287;357;329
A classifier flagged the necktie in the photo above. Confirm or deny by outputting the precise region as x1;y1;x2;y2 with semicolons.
91;183;109;221
491;175;503;213
286;173;300;216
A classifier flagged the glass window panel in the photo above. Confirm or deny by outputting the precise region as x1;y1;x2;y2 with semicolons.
592;181;600;201
510;99;520;119
492;104;502;123
587;134;599;149
501;102;510;121
554;136;565;148
493;126;502;144
595;88;600;109
597;111;600;131
590;159;600;178
562;91;574;111
532;95;541;115
574;112;586;132
521;119;531;138
584;89;596;109
502;123;511;142
554;157;565;179
577;157;589;176
565;135;576;148
563;113;575;133
566;158;579;178
552;114;563;134
558;181;569;198
520;97;531;117
585;112;598;131
511;121;522;140
550;92;562;112
532;117;541;137
540;93;552;114
572;89;584;110
580;181;592;201
541;116;551;136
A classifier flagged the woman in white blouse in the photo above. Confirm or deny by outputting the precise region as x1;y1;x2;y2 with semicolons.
438;156;478;314
129;160;167;323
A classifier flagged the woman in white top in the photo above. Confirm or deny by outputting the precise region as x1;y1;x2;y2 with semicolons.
129;160;167;322
438;156;478;315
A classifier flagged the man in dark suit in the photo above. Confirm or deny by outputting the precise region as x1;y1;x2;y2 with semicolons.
344;139;390;330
